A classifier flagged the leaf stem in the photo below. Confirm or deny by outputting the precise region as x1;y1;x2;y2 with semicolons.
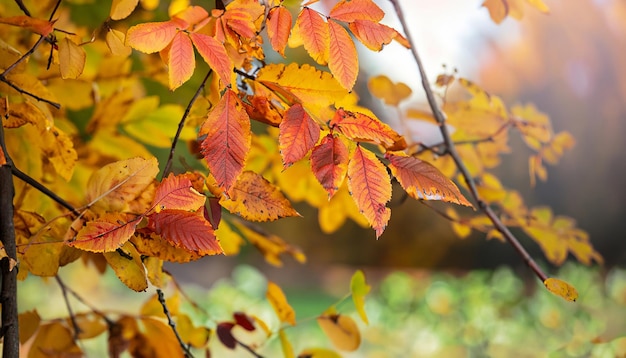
163;70;213;178
156;288;194;358
389;0;548;282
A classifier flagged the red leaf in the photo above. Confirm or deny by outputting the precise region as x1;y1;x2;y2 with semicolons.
347;146;391;238
279;103;320;168
386;154;472;206
328;20;358;91
310;134;349;198
199;89;251;192
0;16;55;37
329;0;384;23
233;312;255;331
330;108;406;150
148;210;222;255
69;214;139;253
267;6;292;57
296;7;329;65
167;32;195;90
126;19;182;53
189;32;233;86
152;173;206;212
216;322;236;349
349;20;400;51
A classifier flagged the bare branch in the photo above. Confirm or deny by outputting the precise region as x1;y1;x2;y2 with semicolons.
55;276;82;340
157;288;194;358
389;0;548;282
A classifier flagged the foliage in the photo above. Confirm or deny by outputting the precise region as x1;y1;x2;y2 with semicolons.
0;0;604;356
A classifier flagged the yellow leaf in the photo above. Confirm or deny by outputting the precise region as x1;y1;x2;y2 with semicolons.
350;270;370;324
280;329;296;358
41;125;77;181
235;222;306;266
140;291;180;317
28;322;82;358
526;0;549;13
110;0;139;20
104;241;148;292
215;220;245;256
71;313;108;339
19;310;41;344
58;37;86;79
298;348;342;358
446;207;472;239
368;75;412;106
544;277;578;302
140;317;185;357
106;28;132;57
267;281;296;325
176;314;211;348
317;314;360;352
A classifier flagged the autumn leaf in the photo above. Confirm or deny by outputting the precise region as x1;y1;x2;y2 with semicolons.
234;221;306;266
126;19;183;53
106;28;132;57
295;7;329;65
28;322;82;357
368;75;412;106
310;134;349;198
298;348;342;358
267;281;296;325
86;157;159;212
387;153;472;206
189;32;233;86
151;173;206;213
68;213;140;253
199;89;251;192
347;145;391;238
58;37;86;79
349;19;407;51
350;270;370;324
220;171;299;222
544;277;578;302
104;242;148;292
317;314;361;352
279;329;295;358
330;108;406;151
110;0;139;20
482;0;549;24
279;103;320;168
328;20;358;91
329;0;384;22
167;32;195;90
41;126;77;181
131;233;203;263
0;16;55;37
267;6;292;57
147;209;222;255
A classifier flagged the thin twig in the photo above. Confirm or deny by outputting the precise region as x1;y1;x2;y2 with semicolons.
55;276;82;340
389;0;548;282
235;339;264;358
156;288;194;358
11;166;80;216
57;276;115;326
14;0;31;16
162;70;213;177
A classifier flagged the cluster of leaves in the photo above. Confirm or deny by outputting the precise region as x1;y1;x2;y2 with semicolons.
0;0;603;355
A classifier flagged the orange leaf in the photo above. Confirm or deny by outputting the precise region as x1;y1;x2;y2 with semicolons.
329;0;384;23
172;5;209;27
110;0;139;20
347;146;391;238
349;20;401;51
482;0;508;24
310;134;349;198
151;173;206;213
58;37;86;79
279;103;320;168
544;278;578;302
330;108;406;151
234;221;306;266
267;281;296;325
199;90;251;192
168;32;195;90
387;153;472;206
0;16;55;37
126;19;182;53
296;7;329;65
69;213;140;253
367;75;412;106
189;32;233;87
328;20;358;91
132;233;203;263
317;314;361;351
267;6;292;57
148;210;222;255
220;171;299;222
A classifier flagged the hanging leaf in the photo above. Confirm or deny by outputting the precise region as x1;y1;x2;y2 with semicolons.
167;32;195;90
151;173;206;213
317;314;360;352
267;6;292;57
106;28;132;57
350;270;370;324
199;89;251;192
110;0;139;20
132;233;203;263
267;281;296;325
279;329;296;358
220;171;300;222
387;153;472;206
328;20;358;91
103;241;148;292
0;16;55;37
41;125;77;181
295;7;329;65
19;310;41;344
544;277;578;302
126;19;183;53
330;108;406;151
298;348;342;358
147;209;222;255
310;134;349;198
189;32;233;86
368;75;412;106
347;145;391;238
28;322;83;358
58;37;86;79
216;322;237;349
234;221;306;266
279;103;320;168
176;314;211;348
69;213;140;253
329;0;384;22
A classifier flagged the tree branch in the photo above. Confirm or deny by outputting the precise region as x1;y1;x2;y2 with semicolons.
162;70;213;177
156;288;194;358
55;275;82;340
389;0;548;282
11;166;80;216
